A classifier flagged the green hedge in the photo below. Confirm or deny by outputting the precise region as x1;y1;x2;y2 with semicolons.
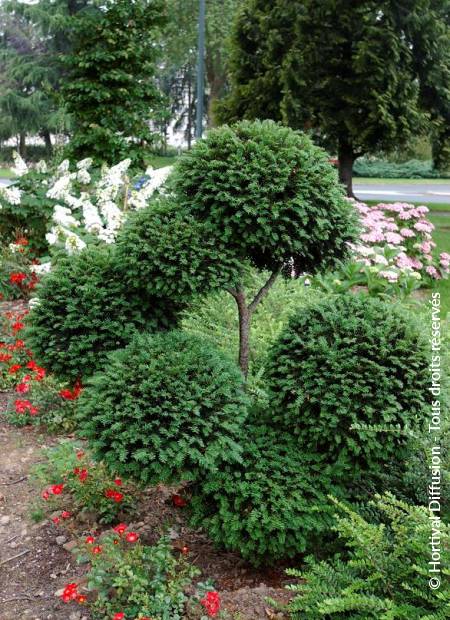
354;157;450;178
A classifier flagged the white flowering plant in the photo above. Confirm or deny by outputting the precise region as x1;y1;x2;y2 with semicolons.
0;152;172;265
311;199;449;299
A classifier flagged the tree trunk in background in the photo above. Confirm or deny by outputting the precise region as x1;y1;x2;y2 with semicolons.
338;139;355;198
205;48;226;127
42;130;53;155
19;133;26;158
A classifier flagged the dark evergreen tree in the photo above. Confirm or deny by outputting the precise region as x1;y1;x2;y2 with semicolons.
219;0;450;195
61;0;167;165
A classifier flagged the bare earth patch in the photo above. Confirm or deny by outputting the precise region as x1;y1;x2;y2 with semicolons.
0;398;293;619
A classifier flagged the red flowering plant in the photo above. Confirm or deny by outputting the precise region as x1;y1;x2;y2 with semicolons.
190;582;223;619
31;440;138;525
0;309;32;390
0;237;40;300
1;308;82;430
70;531;197;620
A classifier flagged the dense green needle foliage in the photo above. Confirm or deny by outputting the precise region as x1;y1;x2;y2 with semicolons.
171;120;359;273
219;0;450;193
61;0;167;165
189;422;346;565
286;495;450;619
116;196;244;304
26;246;178;382
266;294;431;479
76;331;249;485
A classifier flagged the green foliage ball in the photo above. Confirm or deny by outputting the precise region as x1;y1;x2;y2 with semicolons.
76;331;249;485
116;196;243;303
189;422;344;564
26;246;177;382
171;120;359;272
266;294;431;477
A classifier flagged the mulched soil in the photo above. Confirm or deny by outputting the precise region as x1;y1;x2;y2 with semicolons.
0;300;294;620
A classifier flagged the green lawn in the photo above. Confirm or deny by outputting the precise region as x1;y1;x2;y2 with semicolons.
355;177;450;185
145;154;178;169
0;167;15;179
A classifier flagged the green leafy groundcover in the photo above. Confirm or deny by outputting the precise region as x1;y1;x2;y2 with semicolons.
286;495;450;619
76;330;249;485
266;294;431;479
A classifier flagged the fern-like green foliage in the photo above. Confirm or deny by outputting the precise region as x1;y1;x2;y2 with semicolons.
115;195;244;304
266;294;430;480
26;245;179;381
189;420;347;565
287;494;450;619
170;120;359;273
76;331;249;485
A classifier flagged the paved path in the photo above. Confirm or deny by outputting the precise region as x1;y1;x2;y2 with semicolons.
354;182;450;204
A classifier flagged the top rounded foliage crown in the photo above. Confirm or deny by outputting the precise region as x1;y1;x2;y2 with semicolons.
26;245;179;382
266;294;431;474
171;119;359;273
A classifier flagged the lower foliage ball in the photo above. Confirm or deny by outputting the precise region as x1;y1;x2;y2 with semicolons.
76;330;249;485
189;423;345;564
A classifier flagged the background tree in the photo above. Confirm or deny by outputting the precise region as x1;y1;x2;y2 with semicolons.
0;4;67;155
219;0;450;196
60;0;167;165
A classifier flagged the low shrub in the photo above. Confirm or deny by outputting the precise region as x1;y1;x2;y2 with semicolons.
266;294;430;479
354;157;450;178
25;245;179;381
77;331;249;485
189;422;346;565
116;195;243;304
32;441;138;525
67;532;197;619
286;495;450;619
0;238;40;300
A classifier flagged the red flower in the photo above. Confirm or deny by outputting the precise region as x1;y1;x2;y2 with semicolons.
181;545;189;555
77;594;87;604
0;353;12;363
61;511;71;519
15;399;38;415
105;489;123;502
200;591;221;618
125;532;139;543
27;360;38;370
10;272;27;285
73;467;80;475
85;535;95;544
16;382;30;394
172;494;187;508
52;517;60;524
60;380;82;400
42;490;50;500
113;523;127;535
92;545;102;554
113;613;125;620
78;469;88;482
76;450;84;459
16;237;28;246
8;364;22;374
114;478;122;486
61;583;79;603
15;339;25;348
51;484;64;495
12;322;24;332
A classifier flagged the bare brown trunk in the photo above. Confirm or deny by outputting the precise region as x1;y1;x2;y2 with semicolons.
338;139;355;198
228;269;281;379
19;133;26;158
